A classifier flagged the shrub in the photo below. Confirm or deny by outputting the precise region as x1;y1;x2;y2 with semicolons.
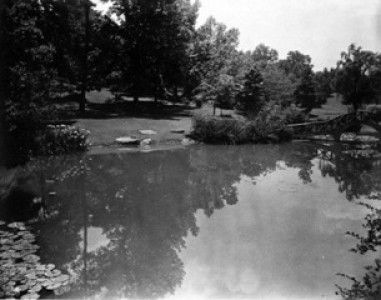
37;125;90;155
253;106;293;142
190;115;256;144
281;104;306;124
190;108;293;145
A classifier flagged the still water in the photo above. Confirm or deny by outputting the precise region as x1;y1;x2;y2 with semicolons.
1;142;380;299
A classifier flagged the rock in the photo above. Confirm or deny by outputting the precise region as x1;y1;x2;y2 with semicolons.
171;129;185;134
115;137;140;145
340;132;357;142
181;138;195;146
308;134;335;141
140;138;152;146
267;134;280;143
139;130;157;135
354;135;379;143
340;133;379;144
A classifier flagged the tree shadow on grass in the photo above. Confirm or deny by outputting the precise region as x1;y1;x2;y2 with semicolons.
54;99;197;121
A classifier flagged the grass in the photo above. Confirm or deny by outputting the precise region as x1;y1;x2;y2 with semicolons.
76;117;192;147
310;94;349;121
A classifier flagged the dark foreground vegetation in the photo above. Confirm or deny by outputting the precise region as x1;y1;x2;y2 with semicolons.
0;0;381;165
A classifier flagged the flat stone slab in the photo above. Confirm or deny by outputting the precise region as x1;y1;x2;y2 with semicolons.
116;137;140;145
171;129;185;134
141;138;152;145
139;130;157;135
181;138;195;146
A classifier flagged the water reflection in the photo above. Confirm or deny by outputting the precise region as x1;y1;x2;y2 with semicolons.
0;142;380;299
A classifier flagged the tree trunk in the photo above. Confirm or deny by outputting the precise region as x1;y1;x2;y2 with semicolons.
79;1;90;116
0;2;8;166
173;86;179;102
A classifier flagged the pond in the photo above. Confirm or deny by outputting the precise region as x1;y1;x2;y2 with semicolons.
1;142;380;299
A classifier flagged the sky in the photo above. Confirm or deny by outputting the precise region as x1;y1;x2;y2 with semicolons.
94;0;381;70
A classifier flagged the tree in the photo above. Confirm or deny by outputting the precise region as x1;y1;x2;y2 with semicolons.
0;0;8;165
112;0;198;102
40;0;100;115
294;68;317;112
3;0;60;165
314;68;334;106
213;74;237;114
335;44;379;111
235;68;264;117
278;50;322;111
261;64;297;107
251;43;278;68
188;16;240;105
279;50;312;80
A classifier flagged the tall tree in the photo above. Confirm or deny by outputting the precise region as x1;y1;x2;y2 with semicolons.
112;0;198;102
235;68;264;117
335;44;379;111
251;43;278;68
314;68;334;106
261;64;297;107
188;16;240;105
279;50;319;111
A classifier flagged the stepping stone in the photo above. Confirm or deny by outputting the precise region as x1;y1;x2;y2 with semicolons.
139;130;157;135
140;138;152;145
181;138;195;146
116;137;140;145
171;129;185;134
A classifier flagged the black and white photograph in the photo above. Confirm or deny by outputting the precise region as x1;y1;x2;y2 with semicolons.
0;0;380;299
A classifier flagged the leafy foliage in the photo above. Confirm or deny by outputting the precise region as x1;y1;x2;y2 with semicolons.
335;44;381;111
236;68;265;117
38;125;90;155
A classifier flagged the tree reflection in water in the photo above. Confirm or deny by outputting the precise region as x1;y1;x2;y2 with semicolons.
316;145;381;299
0;142;380;298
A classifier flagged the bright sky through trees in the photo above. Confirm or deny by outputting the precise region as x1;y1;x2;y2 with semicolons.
93;0;381;70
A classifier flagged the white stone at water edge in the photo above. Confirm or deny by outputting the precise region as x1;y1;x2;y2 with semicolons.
116;137;140;145
141;138;152;145
139;130;157;135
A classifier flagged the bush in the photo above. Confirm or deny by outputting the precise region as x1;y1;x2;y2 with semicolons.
190;109;293;145
190;115;255;144
253;105;293;142
37;125;90;155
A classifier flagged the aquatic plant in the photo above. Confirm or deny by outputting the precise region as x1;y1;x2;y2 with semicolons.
335;196;381;299
0;221;71;299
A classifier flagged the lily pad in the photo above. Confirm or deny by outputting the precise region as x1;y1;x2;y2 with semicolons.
24;254;40;263
46;283;62;290
21;293;40;299
52;269;62;277
54;284;70;296
55;274;69;282
8;222;26;230
30;284;42;293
